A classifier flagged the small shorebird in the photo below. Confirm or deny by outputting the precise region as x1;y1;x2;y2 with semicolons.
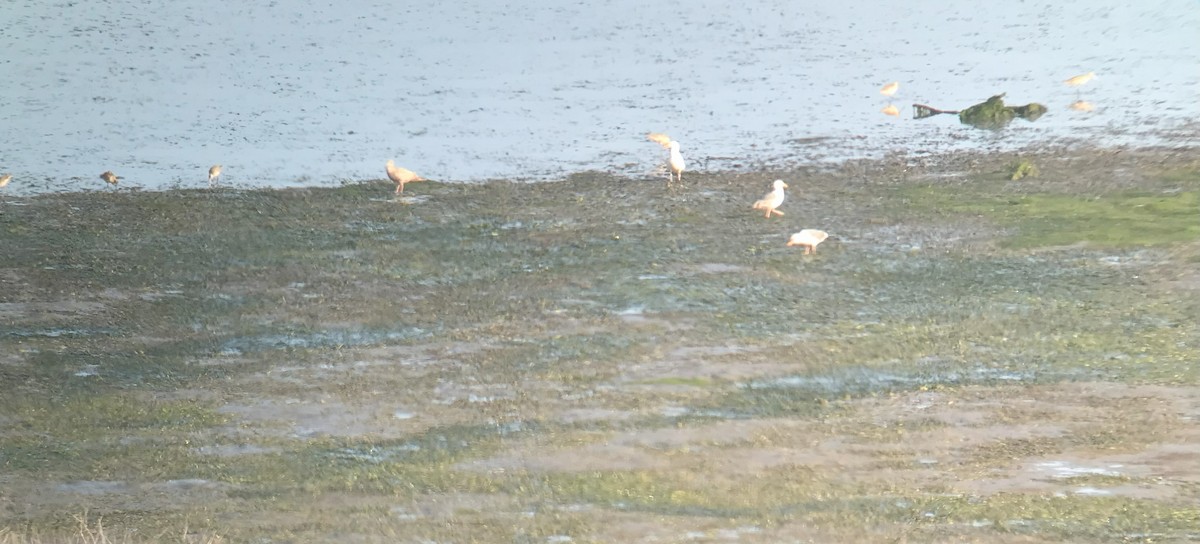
787;229;829;254
752;179;788;218
667;140;686;184
100;171;119;186
0;174;11;188
1064;72;1096;87
208;165;222;185
386;160;424;194
881;104;900;117
646;132;673;149
880;81;900;97
1069;100;1095;112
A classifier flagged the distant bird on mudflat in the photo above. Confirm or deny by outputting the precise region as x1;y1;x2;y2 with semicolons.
1068;100;1095;112
1064;72;1096;87
386;160;424;194
100;171;119;186
881;104;900;117
208;165;222;185
0;174;11;188
667;141;686;184
787;229;829;254
752;179;788;218
880;81;900;97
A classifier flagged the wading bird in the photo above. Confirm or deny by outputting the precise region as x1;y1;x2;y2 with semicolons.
1064;72;1095;87
752;179;788;218
100;171;119;186
667;140;686;184
208;165;222;185
386;160;425;194
0;174;11;188
1069;100;1095;112
881;104;900;117
787;229;829;254
880;81;900;97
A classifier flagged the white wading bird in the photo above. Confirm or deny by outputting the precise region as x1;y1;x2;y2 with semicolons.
752;179;788;218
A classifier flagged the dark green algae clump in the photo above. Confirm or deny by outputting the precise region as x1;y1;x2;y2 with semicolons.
958;93;1047;129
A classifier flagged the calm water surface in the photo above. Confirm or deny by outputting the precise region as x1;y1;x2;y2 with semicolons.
1;0;1197;193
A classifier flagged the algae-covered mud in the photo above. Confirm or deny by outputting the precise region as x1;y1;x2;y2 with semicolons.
2;146;1200;542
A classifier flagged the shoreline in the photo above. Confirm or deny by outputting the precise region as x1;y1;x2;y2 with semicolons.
3;136;1200;197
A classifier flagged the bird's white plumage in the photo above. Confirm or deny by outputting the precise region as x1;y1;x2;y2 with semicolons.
668;141;685;183
752;179;788;217
787;229;829;254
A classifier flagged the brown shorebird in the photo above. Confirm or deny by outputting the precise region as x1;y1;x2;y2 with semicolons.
752;179;788;218
881;104;900;117
100;171;119;186
208;165;222;185
646;132;673;149
880;81;900;97
386;160;424;194
787;229;829;254
0;174;11;188
667;141;686;184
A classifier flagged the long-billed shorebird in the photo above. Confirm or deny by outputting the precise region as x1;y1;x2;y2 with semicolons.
386;160;425;194
100;171;119;186
752;179;788;218
787;229;829;254
667;140;686;184
208;165;222;185
880;81;900;97
0;174;11;188
1064;71;1096;87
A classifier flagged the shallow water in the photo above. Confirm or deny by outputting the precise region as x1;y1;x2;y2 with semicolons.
2;0;1197;193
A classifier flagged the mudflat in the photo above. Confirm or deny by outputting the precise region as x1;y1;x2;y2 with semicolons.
1;145;1199;542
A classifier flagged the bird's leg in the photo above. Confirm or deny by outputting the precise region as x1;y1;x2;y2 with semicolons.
764;209;770;218
772;209;785;216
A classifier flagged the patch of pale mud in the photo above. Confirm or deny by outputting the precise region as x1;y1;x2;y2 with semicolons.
390;492;524;521
10;479;227;519
216;396;476;440
459;419;794;474
0;301;109;322
618;344;789;384
854;221;1004;253
856;382;1200;500
687;262;751;275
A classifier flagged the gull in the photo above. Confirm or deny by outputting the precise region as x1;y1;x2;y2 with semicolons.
1064;72;1096;87
667;141;686;184
646;132;674;149
0;174;11;188
100;171;119;186
208;165;222;185
880;81;900;97
881;104;900;117
752;179;788;218
386;160;425;194
787;229;829;254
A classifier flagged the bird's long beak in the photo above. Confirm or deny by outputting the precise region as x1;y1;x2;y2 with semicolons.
782;183;789;188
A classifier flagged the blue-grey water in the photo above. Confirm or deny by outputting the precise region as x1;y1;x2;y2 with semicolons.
1;0;1197;193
